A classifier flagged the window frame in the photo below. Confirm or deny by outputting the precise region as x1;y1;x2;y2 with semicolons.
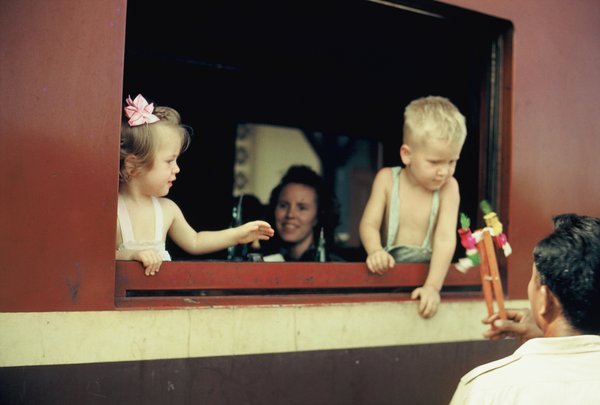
115;261;483;308
117;0;514;308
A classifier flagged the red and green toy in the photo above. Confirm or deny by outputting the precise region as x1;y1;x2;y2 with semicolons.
456;200;510;319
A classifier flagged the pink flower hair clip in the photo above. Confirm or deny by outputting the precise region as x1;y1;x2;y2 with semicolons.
124;94;160;126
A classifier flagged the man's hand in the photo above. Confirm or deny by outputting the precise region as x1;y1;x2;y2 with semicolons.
482;308;543;343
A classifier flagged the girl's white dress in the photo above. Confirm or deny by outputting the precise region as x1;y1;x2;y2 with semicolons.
117;194;171;260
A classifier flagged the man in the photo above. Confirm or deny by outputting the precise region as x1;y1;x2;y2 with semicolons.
450;213;600;404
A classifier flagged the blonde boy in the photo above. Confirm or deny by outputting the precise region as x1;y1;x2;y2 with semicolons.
359;96;467;318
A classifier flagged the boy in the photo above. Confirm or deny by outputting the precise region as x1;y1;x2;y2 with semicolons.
359;96;467;318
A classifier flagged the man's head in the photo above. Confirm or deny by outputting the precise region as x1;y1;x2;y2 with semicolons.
529;214;600;335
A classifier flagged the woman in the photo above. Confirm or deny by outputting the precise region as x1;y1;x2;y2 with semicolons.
263;165;341;261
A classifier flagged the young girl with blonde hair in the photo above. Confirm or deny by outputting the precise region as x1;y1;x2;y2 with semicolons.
117;94;274;275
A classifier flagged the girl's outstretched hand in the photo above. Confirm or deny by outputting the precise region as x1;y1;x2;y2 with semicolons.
236;220;275;244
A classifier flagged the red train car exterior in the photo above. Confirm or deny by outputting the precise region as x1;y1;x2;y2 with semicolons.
2;1;599;403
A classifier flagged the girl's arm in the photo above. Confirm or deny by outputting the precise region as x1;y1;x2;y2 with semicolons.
165;199;274;255
115;221;163;276
116;248;163;276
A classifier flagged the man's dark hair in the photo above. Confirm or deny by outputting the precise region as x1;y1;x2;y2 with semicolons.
533;213;600;334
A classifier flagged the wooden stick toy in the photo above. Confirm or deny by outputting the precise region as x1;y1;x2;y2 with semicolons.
456;202;510;319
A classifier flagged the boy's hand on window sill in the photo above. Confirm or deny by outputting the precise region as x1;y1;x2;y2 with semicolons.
411;285;440;318
366;249;395;275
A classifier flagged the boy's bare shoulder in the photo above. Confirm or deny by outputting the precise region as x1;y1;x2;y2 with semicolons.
439;176;460;198
374;166;394;181
372;167;395;192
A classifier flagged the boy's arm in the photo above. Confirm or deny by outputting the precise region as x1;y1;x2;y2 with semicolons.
411;177;460;317
425;177;460;290
359;168;395;273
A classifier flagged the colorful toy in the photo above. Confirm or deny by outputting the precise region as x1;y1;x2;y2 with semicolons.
456;213;481;273
455;201;511;320
480;200;512;257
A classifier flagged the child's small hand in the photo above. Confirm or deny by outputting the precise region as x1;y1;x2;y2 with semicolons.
132;249;163;276
411;285;440;318
366;249;395;275
236;220;275;244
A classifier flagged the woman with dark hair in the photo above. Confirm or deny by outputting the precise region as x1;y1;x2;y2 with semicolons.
262;165;342;261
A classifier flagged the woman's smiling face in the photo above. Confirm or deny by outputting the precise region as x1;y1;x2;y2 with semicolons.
274;183;318;249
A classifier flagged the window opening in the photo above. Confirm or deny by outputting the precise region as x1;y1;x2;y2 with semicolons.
121;0;513;299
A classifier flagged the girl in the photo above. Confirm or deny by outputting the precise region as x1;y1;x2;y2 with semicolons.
116;94;274;275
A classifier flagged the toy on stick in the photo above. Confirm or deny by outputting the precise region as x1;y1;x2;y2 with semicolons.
480;200;512;257
456;213;481;273
455;201;510;320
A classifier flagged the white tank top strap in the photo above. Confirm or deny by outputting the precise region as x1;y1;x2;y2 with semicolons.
386;166;439;251
117;194;171;261
117;194;134;243
151;197;163;241
420;190;439;249
386;166;402;249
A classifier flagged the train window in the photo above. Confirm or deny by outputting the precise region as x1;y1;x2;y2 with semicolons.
119;0;513;303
